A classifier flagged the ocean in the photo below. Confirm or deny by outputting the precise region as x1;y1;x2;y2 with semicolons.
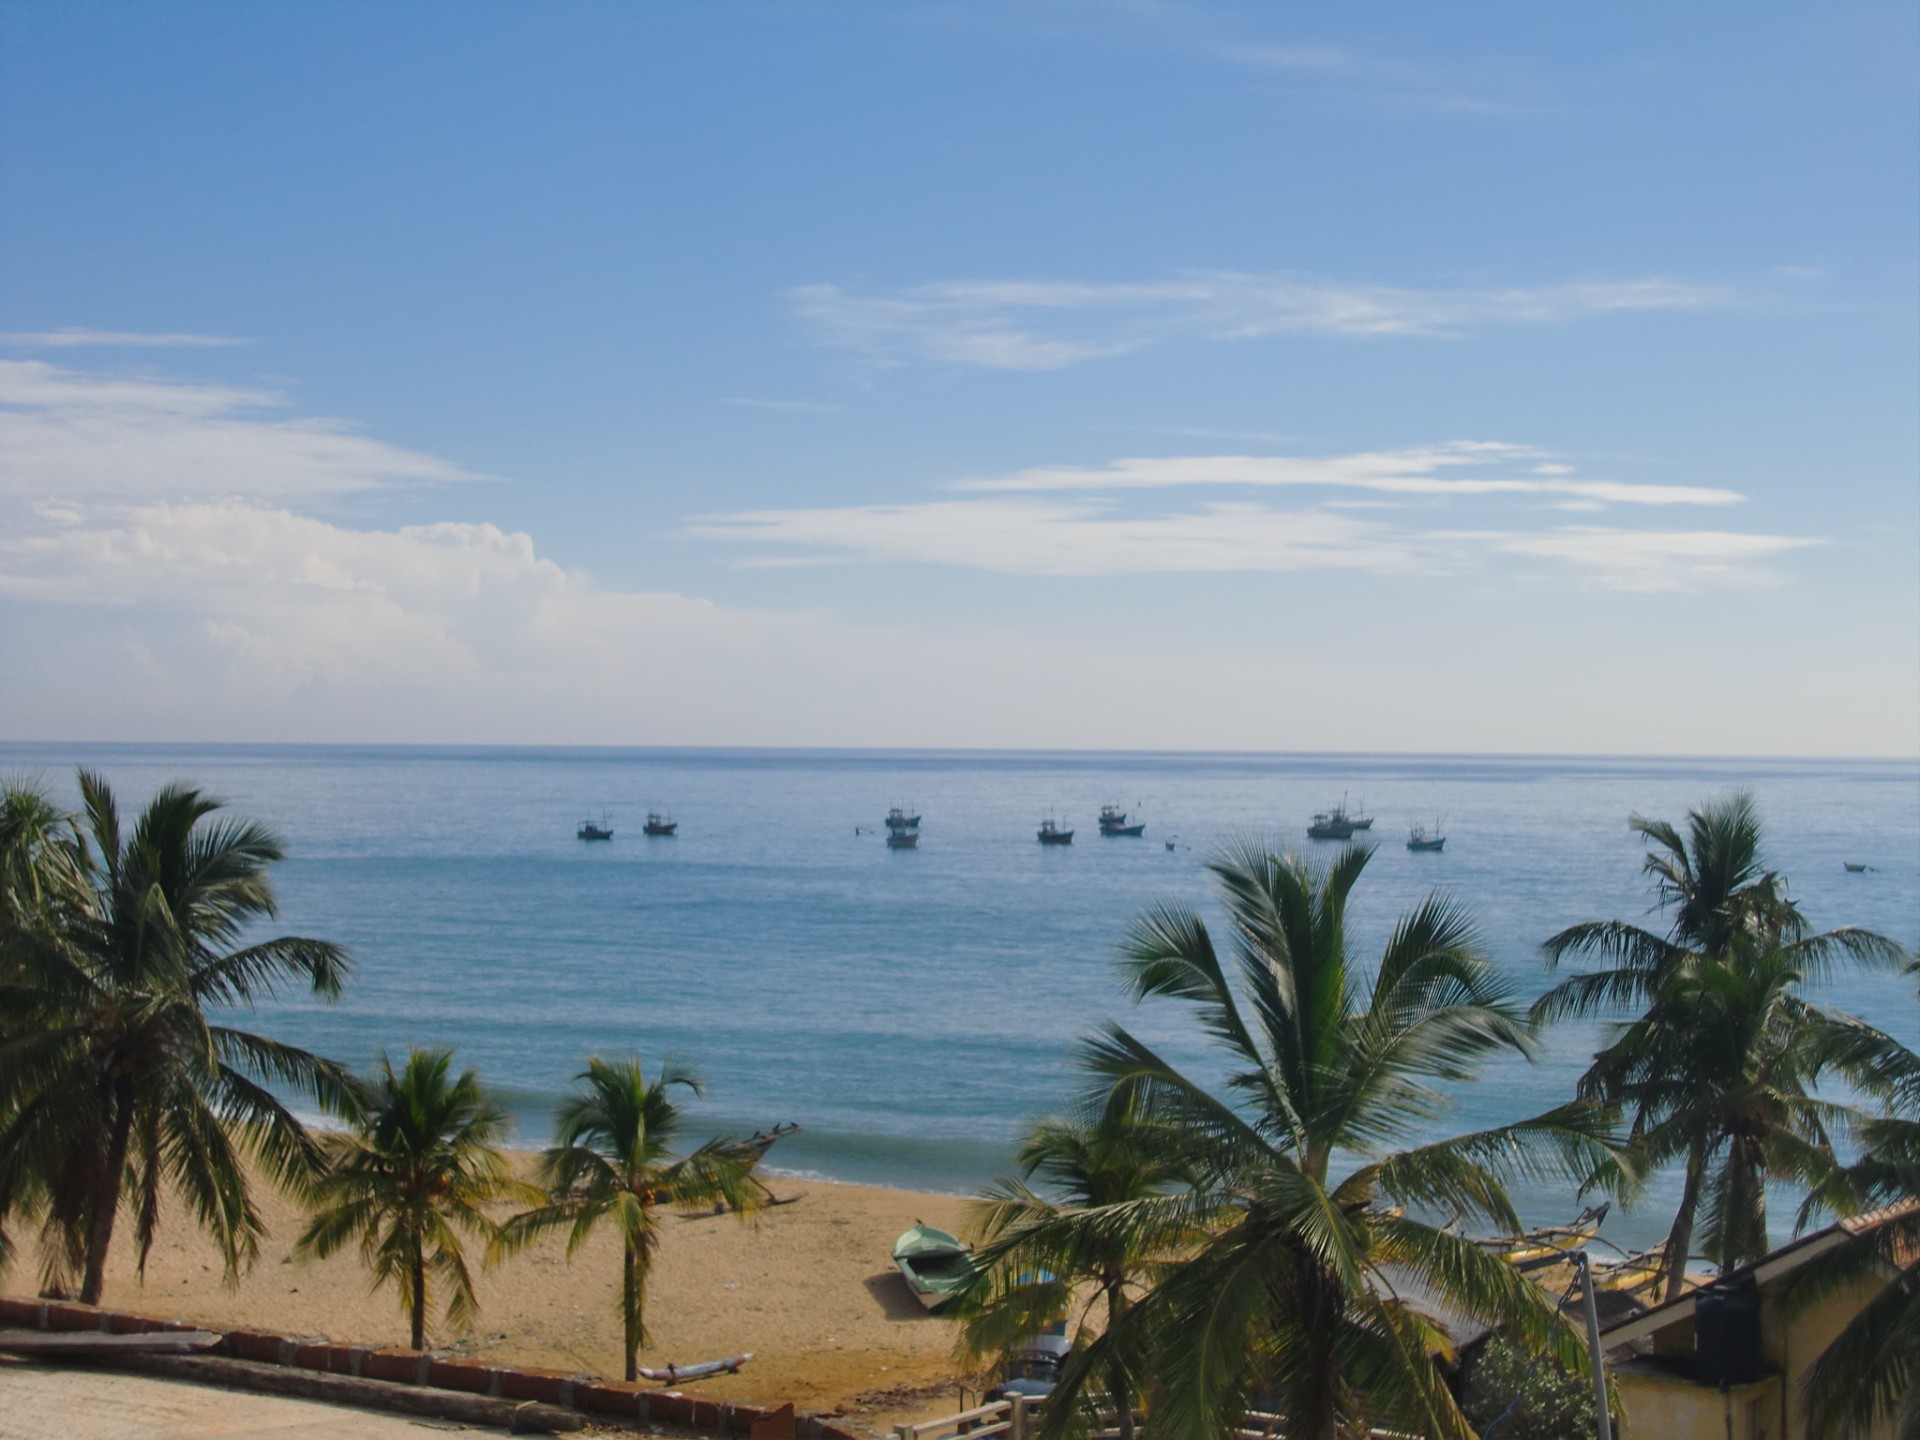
4;743;1916;1252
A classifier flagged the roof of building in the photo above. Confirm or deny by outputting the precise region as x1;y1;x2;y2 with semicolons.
1597;1198;1918;1352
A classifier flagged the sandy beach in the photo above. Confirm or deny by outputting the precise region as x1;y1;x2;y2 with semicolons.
15;1164;985;1433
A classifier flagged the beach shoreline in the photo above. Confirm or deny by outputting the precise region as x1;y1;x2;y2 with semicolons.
12;1158;985;1433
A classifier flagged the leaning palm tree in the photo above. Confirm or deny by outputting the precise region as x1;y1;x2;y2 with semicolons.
1038;843;1626;1440
957;1103;1199;1440
497;1056;765;1382
1535;794;1903;1298
0;771;354;1303
299;1048;531;1350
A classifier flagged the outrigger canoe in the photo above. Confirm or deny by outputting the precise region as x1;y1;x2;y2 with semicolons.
893;1223;977;1311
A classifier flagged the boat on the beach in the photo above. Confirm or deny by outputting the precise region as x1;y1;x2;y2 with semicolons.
577;815;614;841
1407;820;1446;852
644;811;677;836
1098;803;1146;837
892;1223;978;1311
1472;1203;1610;1267
1037;817;1074;845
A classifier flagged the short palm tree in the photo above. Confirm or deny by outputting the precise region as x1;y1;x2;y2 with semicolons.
1041;843;1625;1440
298;1048;532;1350
0;771;353;1303
958;1103;1198;1440
1535;794;1902;1298
497;1056;766;1382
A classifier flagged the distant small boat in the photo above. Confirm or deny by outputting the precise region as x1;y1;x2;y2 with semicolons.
643;811;677;836
1038;817;1074;845
885;807;921;831
886;830;919;849
1307;812;1356;841
1309;793;1369;839
1407;820;1446;852
577;815;614;841
1844;862;1875;873
1099;803;1146;837
892;1223;977;1311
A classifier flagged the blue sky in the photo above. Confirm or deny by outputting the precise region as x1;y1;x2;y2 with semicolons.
1;1;1914;753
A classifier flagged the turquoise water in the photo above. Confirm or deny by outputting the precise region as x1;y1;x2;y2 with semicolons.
4;744;1916;1251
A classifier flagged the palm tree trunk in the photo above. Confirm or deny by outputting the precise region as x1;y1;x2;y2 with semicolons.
410;1238;426;1351
623;1240;639;1383
1661;1139;1707;1303
79;1076;135;1306
1104;1276;1135;1440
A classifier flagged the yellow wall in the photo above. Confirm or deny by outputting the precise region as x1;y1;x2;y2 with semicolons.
1611;1269;1895;1440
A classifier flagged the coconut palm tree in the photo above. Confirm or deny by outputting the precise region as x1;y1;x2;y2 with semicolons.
497;1056;766;1382
1037;843;1626;1440
1534;794;1903;1299
0;771;354;1303
298;1048;530;1350
957;1103;1198;1440
1786;966;1920;1439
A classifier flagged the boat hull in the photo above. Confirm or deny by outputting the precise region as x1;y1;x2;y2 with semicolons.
1407;837;1445;852
1100;823;1147;837
893;1225;976;1312
1038;831;1074;844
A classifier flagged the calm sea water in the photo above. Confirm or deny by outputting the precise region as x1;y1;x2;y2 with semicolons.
4;744;1916;1251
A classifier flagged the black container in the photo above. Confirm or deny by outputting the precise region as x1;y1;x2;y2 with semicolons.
1695;1280;1764;1386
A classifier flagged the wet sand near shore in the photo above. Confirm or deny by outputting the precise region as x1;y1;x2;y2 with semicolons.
22;1166;984;1434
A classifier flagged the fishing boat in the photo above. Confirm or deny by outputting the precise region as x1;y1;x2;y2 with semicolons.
577;815;614;841
885;807;921;830
644;811;678;836
886;829;919;849
1407;820;1446;852
1098;803;1146;837
1844;861;1874;873
892;1223;977;1311
1473;1203;1610;1266
1307;811;1356;841
1344;798;1374;831
1037;817;1074;845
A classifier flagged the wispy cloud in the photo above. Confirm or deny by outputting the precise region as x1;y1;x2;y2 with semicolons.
0;328;248;348
957;443;1743;506
790;272;1731;370
693;442;1811;590
1215;42;1522;116
0;359;477;503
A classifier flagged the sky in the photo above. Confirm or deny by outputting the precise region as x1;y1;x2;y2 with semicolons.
1;1;1915;755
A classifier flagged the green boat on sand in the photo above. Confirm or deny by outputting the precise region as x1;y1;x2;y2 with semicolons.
892;1223;977;1311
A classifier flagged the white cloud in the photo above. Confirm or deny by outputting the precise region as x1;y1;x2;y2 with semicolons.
0;329;248;348
791;272;1730;370
0;359;478;503
956;443;1743;506
1467;526;1822;591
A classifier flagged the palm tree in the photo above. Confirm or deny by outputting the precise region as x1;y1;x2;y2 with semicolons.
957;1103;1198;1440
299;1048;530;1350
1786;966;1920;1439
497;1056;766;1382
0;771;354;1303
1038;843;1625;1440
1535;794;1903;1299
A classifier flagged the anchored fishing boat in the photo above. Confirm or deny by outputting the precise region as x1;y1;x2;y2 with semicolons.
1037;816;1074;845
644;811;678;836
577;814;614;841
892;1223;978;1311
1098;803;1146;837
1407;820;1446;852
